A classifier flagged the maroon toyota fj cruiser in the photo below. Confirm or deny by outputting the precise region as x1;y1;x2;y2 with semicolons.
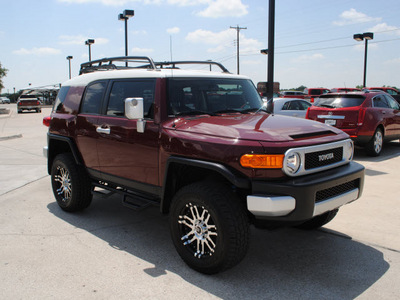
43;57;365;274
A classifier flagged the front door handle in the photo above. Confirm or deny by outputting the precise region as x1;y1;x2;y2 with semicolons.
96;126;110;134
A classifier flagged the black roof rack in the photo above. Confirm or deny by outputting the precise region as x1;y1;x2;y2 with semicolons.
79;56;157;74
153;61;230;73
79;57;230;75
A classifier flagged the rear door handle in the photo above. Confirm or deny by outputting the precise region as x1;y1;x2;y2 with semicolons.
96;126;110;134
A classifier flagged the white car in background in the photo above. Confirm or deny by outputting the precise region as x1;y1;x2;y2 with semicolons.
269;97;312;118
0;97;11;104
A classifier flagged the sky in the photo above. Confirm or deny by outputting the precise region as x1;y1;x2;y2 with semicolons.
1;0;399;93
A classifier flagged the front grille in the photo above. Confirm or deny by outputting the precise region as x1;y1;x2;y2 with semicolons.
305;147;343;170
315;179;359;203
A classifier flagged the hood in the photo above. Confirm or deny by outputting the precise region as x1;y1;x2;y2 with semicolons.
164;113;344;142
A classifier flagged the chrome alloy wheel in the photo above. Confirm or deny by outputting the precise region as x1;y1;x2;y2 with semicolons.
178;203;218;258
374;130;383;154
54;166;72;202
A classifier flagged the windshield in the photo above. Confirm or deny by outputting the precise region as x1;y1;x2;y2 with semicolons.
315;96;365;108
167;78;264;116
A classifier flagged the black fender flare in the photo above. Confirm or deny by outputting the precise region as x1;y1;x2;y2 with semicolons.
47;133;84;174
160;156;250;213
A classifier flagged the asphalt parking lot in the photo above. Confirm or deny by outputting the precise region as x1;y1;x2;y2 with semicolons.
1;104;399;299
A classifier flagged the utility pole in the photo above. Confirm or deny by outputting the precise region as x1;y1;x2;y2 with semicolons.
230;25;247;74
267;0;275;100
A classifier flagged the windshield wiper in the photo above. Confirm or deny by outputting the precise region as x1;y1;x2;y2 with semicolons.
213;109;241;114
242;107;268;113
175;110;216;116
319;104;335;108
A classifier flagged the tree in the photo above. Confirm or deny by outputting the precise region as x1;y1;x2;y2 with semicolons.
0;62;8;93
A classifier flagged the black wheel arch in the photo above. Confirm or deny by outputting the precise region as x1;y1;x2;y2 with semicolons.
47;133;84;175
160;156;250;214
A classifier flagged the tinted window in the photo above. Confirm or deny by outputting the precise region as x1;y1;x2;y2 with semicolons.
106;80;156;118
167;78;263;115
80;82;107;114
315;96;365;108
373;95;390;108
53;86;70;112
383;95;400;110
310;90;321;96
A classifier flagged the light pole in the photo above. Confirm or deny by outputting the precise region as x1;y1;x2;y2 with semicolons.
66;56;73;79
85;39;95;61
118;9;134;66
353;32;374;87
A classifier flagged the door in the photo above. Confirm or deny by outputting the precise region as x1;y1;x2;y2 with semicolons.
372;95;397;137
75;81;108;172
96;79;160;187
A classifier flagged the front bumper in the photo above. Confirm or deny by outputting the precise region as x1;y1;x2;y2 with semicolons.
247;161;365;222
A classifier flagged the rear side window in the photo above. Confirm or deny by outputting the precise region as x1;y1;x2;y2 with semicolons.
106;80;156;118
315;96;365;108
80;81;107;114
373;95;390;108
53;86;70;112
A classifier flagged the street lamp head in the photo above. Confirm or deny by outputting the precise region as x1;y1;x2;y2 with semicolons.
363;32;374;40
260;49;269;55
123;9;134;18
85;39;95;45
119;9;134;20
353;34;364;42
66;56;73;60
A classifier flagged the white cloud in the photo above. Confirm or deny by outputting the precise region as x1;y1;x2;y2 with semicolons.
132;47;154;53
333;8;381;26
197;0;248;18
186;28;234;44
368;23;400;35
384;58;400;64
59;35;109;45
167;27;180;34
13;47;61;55
186;28;261;53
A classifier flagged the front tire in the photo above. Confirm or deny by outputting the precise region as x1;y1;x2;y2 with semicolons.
169;181;249;274
366;128;383;156
51;153;92;212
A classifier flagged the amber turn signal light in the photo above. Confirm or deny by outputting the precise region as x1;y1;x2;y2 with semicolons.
240;154;284;169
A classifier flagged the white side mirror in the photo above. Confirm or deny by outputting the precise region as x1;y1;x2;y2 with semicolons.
125;97;146;133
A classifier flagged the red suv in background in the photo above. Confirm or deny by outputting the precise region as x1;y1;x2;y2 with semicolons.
303;88;330;103
365;87;400;103
330;88;362;93
306;91;400;156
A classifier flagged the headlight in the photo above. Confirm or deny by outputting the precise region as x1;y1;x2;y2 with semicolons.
344;140;354;161
284;152;301;175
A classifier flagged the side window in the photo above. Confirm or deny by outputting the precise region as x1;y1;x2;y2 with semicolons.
299;101;311;110
106;80;156;118
80;82;107;114
384;95;400;110
281;101;291;110
373;96;390;108
53;86;70;113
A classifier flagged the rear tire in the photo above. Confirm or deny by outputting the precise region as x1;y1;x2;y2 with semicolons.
366;128;383;156
169;181;249;274
295;209;338;230
51;153;92;212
